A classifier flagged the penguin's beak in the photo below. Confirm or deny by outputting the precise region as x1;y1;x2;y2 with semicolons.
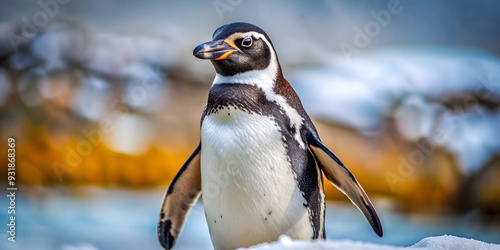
193;39;239;60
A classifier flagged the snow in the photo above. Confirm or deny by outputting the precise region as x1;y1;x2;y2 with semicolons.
73;75;112;121
247;234;500;250
393;95;442;141
290;46;500;175
247;235;405;250
5;20;176;80
412;235;500;250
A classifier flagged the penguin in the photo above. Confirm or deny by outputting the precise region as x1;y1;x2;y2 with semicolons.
158;22;383;250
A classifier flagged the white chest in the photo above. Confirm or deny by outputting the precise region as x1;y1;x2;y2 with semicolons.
200;107;313;250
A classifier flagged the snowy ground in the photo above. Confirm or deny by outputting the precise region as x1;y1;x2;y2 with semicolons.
249;235;500;250
1;187;499;250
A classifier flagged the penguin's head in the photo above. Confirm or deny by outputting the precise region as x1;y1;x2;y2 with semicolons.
193;22;276;76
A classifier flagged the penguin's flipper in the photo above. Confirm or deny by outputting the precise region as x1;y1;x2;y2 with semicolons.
309;135;383;237
158;144;202;249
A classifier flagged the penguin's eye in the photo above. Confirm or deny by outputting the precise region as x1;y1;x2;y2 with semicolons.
241;37;253;47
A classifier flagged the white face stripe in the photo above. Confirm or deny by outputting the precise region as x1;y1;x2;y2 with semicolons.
212;31;306;149
213;31;277;89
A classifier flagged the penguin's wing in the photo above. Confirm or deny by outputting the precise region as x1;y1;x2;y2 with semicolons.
158;144;202;249
308;134;383;237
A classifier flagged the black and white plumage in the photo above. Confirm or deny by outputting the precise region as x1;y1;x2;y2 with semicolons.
158;22;383;250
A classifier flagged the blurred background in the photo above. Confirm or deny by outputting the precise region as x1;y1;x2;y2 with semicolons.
1;0;500;249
